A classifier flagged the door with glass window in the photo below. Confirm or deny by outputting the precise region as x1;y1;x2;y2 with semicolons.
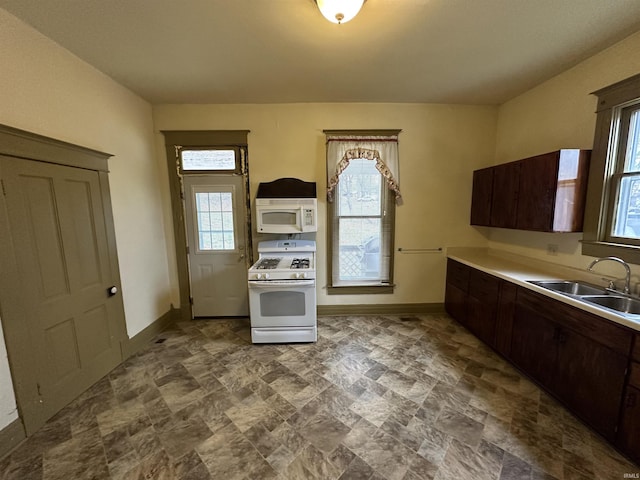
183;175;249;317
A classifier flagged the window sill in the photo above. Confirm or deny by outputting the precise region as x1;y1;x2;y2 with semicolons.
327;284;394;295
581;240;640;265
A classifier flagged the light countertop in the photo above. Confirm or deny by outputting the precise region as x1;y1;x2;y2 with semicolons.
446;247;640;333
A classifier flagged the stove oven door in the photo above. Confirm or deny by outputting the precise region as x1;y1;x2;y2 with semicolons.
248;279;316;327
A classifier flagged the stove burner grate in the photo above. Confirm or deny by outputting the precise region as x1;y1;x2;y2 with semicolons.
255;257;282;269
290;258;310;269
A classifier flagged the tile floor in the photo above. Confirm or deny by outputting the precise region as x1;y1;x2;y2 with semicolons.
1;314;639;480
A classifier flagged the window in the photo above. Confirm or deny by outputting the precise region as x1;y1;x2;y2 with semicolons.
195;190;235;251
608;104;640;241
180;148;239;172
583;73;640;262
325;130;401;293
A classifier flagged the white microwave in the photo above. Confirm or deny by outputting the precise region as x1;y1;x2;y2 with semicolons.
255;198;318;233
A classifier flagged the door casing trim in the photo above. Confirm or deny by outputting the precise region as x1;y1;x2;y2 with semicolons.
0;124;127;435
161;131;252;321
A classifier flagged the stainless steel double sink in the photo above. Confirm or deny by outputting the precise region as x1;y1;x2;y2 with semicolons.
528;280;640;316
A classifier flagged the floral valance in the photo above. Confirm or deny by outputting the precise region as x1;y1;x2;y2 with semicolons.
325;134;402;205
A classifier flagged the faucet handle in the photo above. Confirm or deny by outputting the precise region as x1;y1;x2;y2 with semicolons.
602;277;616;290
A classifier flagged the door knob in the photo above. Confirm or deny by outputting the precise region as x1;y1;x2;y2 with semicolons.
107;286;118;297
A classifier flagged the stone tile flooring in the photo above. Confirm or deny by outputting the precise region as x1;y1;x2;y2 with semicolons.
1;314;639;479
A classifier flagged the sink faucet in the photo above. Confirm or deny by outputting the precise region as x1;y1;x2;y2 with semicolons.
587;256;632;294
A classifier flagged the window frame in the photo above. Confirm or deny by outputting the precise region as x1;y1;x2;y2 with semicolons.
325;130;399;295
605;103;640;244
328;178;395;294
583;73;640;263
179;146;242;174
161;129;250;321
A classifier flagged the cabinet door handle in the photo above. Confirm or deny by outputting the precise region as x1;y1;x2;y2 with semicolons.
628;392;637;408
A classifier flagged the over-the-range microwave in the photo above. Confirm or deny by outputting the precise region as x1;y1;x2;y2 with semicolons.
255;198;317;233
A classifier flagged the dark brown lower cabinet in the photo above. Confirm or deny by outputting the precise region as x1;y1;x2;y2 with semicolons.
554;326;628;440
445;260;640;462
510;302;558;390
619;385;640;463
494;282;517;357
444;283;467;325
466;269;500;346
513;288;630;441
618;357;640;464
444;259;500;347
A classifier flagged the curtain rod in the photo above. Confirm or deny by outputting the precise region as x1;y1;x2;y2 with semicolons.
323;129;401;136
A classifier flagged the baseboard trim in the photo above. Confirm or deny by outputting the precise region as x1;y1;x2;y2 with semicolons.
0;418;25;460
121;307;178;359
317;303;445;316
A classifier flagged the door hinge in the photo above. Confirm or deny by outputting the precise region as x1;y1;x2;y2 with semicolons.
189;296;194;305
186;245;190;255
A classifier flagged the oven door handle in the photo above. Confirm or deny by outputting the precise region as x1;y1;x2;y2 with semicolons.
248;280;315;287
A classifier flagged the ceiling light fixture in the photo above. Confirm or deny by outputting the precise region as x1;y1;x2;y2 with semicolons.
315;0;365;24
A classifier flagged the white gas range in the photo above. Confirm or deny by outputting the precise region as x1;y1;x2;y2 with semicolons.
248;240;317;343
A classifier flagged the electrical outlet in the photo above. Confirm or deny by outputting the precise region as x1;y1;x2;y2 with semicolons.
547;243;559;256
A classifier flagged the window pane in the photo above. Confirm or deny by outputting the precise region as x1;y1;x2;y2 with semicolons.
338;218;381;280
195;192;235;250
623;110;640;173
338;159;382;216
182;150;236;171
612;174;640;238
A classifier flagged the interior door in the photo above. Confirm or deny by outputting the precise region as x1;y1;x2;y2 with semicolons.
183;175;249;317
0;156;126;433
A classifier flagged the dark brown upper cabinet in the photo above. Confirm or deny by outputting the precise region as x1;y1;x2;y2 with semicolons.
470;167;493;226
470;149;591;232
490;161;521;229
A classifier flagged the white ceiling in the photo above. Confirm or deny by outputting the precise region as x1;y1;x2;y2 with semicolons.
3;0;640;105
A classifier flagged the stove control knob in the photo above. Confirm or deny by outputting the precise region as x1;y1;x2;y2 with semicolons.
296;272;306;279
264;273;270;279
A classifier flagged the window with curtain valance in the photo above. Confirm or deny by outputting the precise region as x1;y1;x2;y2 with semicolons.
325;130;402;293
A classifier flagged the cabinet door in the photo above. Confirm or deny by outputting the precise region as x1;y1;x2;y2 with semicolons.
495;281;517;358
618;385;640;464
516;152;558;231
445;283;468;325
511;302;558;389
470;167;493;226
445;260;469;325
490;162;520;228
553;328;628;440
446;259;469;291
466;296;496;345
466;269;500;346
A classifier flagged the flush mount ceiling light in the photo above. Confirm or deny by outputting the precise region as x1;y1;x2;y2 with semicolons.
315;0;366;24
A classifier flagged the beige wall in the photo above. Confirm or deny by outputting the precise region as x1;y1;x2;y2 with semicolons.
0;9;173;429
153;103;498;307
491;30;640;279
